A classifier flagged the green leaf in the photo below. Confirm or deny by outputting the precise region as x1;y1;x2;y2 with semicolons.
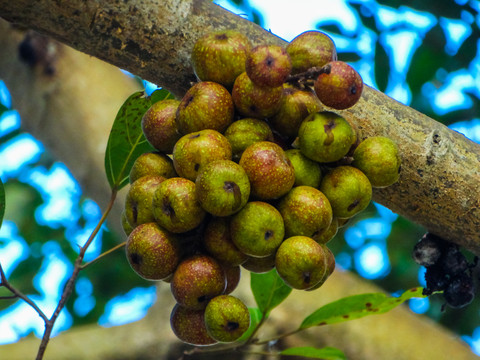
0;177;5;229
104;91;155;190
280;346;346;360
250;269;292;315
237;307;262;343
300;287;425;329
150;88;175;104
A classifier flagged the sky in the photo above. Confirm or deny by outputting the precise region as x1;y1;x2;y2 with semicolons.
1;0;480;353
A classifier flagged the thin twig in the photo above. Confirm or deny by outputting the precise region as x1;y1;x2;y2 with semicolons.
0;262;49;323
35;189;117;360
80;241;126;270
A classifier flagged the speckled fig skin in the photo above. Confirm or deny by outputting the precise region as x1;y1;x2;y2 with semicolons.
277;185;333;238
125;222;181;280
269;84;322;138
191;30;251;89
176;81;234;134
285;149;322;188
195;160;250;217
275;235;328;290
121;210;134;236
306;244;336;291
314;61;363;110
125;175;166;227
170;304;217;346
129;152;176;183
203;216;248;266
312;217;339;244
141;99;181;153
230;201;285;258
204;295;250;342
224;118;274;159
352;136;401;187
223;265;241;294
171;254;226;310
298;111;356;163
152;177;206;233
319;166;372;219
172;129;232;181
245;44;292;87
286;30;337;74
239;141;295;200
232;72;283;119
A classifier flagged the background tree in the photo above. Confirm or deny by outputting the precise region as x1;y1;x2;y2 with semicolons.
0;0;479;359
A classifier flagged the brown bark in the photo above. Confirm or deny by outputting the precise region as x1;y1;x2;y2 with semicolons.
1;0;479;255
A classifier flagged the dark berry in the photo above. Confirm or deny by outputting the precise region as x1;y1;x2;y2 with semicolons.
443;273;475;309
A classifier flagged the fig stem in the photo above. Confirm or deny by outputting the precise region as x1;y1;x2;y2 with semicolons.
80;241;126;270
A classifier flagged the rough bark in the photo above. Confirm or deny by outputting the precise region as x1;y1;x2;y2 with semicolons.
0;17;477;360
1;0;479;255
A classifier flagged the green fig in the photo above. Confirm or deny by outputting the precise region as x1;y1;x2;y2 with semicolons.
224;118;274;159
298;111;356;163
285;149;322;188
176;81;234;134
286;30;337;74
352;136;401;187
172;129;232;181
141;99;181;153
170;304;217;346
278;186;333;238
171;254;226;310
314;61;363;110
319;166;372;219
191;30;251;88
275;235;328;290
125;175;166;227
230;201;285;258
239;141;295;200
195;160;250;217
312;217;339;245
269;84;322;138
121;209;134;237
129;152;176;183
204;295;250;343
125;222;181;280
152;177;206;233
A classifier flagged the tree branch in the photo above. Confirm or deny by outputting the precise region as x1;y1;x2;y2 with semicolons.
1;0;478;255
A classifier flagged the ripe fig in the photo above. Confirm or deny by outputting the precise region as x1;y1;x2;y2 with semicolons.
141;99;181;153
126;222;181;280
239;141;295;200
245;44;292;87
314;61;363;110
170;304;217;346
171;254;226;310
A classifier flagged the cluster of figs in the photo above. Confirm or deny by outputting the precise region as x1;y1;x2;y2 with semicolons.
120;29;401;346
